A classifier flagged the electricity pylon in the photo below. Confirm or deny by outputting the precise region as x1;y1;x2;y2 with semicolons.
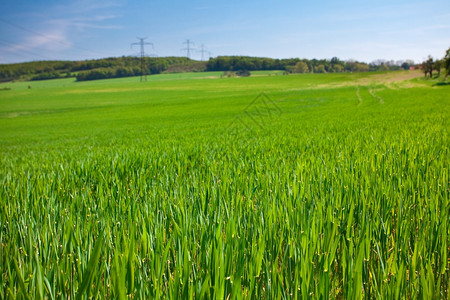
198;44;208;61
182;39;195;59
131;37;153;81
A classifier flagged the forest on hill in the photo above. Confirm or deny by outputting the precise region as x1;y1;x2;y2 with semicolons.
0;57;205;82
0;55;414;82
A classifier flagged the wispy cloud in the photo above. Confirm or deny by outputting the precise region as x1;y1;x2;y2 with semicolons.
1;1;124;56
4;31;70;53
54;0;126;15
27;29;72;50
382;24;450;35
47;16;124;31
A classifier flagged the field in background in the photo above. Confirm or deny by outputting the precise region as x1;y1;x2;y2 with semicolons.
0;70;449;298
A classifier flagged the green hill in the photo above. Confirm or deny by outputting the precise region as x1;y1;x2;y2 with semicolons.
0;56;414;82
0;56;207;82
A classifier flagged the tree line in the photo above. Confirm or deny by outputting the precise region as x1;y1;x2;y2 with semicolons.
0;57;206;82
421;47;450;78
1;49;449;82
205;56;416;73
75;57;207;81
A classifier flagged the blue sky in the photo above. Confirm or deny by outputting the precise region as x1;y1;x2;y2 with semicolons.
0;0;449;64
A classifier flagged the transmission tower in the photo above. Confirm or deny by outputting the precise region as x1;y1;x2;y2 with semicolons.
131;37;153;81
198;44;208;61
182;39;195;59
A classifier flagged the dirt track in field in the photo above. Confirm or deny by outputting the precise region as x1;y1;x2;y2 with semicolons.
366;70;422;83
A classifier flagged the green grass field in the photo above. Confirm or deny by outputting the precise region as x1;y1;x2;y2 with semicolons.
0;70;448;298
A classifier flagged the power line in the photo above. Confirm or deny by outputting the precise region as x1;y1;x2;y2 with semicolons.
131;37;153;82
182;39;195;59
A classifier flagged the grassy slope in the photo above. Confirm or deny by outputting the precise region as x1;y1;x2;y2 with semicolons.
0;70;449;298
0;71;378;143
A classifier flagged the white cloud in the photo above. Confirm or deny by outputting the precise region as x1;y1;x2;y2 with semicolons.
0;6;123;61
53;0;125;15
29;30;71;50
47;17;123;31
3;27;71;53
